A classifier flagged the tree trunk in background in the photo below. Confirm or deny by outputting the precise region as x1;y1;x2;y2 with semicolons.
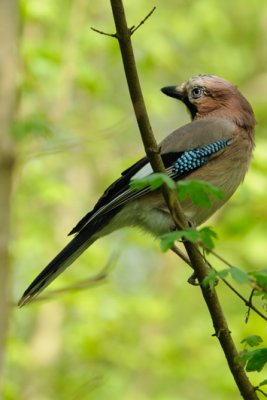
0;0;19;384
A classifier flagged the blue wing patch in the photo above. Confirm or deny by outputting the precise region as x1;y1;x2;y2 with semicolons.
172;138;231;174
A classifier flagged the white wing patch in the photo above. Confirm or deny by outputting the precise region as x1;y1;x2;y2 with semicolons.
79;162;154;229
76;160;179;232
132;163;153;179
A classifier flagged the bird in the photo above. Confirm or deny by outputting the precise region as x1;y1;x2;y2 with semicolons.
18;74;255;307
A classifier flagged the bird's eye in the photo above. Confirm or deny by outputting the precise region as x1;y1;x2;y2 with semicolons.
191;87;204;99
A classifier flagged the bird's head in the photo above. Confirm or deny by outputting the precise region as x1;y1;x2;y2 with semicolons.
161;75;255;130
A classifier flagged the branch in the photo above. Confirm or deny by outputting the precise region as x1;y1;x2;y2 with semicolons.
90;27;117;37
108;0;259;398
130;7;156;35
255;387;267;398
91;6;156;37
172;245;267;322
204;249;267;323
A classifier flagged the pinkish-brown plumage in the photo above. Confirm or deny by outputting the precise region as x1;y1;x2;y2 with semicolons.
19;75;255;306
177;75;255;131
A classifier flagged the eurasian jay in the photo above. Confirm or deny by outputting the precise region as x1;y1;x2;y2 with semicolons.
18;74;255;306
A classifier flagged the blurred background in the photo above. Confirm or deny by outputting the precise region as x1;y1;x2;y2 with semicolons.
1;0;267;399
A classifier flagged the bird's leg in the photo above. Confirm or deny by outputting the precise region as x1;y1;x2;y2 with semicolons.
187;272;199;285
187;247;219;287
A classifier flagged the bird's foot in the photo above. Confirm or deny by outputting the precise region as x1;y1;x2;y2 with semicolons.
187;272;199;285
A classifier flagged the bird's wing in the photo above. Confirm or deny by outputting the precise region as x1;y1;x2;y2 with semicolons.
69;118;236;235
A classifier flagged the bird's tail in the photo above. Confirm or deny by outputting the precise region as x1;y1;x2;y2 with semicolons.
18;231;96;307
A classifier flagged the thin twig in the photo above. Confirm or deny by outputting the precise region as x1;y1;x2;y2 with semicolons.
171;245;200;285
171;244;191;265
172;243;267;320
245;289;255;323
200;249;267;322
91;6;156;38
216;271;267;322
130;7;156;35
90;27;117;37
203;248;267;322
255;388;267;397
207;247;236;268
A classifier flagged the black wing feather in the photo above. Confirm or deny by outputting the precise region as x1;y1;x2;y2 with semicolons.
69;152;181;235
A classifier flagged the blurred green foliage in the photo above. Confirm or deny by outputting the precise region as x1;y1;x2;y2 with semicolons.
5;0;267;398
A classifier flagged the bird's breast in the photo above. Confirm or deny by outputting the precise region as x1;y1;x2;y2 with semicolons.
181;132;254;225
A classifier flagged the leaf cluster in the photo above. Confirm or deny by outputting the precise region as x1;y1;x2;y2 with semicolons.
238;335;267;377
131;173;224;208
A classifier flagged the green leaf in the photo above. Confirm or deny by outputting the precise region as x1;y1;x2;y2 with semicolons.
217;268;230;279
160;227;217;252
199;226;217;250
253;288;267;301
176;180;224;207
259;379;267;387
241;335;263;348
160;228;200;252
130;173;176;191
246;349;267;372
238;349;267;372
217;267;250;284
249;269;267;292
237;350;250;366
160;230;191;252
202;269;217;289
229;267;251;284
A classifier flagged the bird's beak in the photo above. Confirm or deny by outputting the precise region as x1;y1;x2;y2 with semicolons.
161;85;185;101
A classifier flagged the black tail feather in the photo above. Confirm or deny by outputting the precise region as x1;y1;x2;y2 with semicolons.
18;231;96;307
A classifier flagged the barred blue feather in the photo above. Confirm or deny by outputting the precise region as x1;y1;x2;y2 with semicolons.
172;139;231;174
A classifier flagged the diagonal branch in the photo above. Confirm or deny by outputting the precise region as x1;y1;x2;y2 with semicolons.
130;6;156;35
172;245;267;322
108;0;259;398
